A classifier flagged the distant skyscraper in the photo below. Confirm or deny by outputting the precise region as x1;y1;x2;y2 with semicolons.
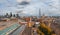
13;14;16;17
39;8;41;18
6;13;9;16
6;13;9;17
10;12;12;17
16;14;19;18
5;13;10;18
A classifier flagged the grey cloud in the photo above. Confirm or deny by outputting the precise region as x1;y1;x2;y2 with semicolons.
18;1;30;5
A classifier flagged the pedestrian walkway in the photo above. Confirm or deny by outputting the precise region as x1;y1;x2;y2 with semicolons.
0;23;20;35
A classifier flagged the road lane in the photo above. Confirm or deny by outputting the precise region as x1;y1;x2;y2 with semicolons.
21;27;33;35
9;25;26;35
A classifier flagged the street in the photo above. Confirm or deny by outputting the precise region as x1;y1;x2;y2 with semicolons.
21;27;33;35
9;25;26;35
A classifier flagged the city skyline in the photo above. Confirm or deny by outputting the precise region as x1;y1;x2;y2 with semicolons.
0;0;60;16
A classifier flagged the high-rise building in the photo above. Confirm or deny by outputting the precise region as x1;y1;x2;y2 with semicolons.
39;8;41;18
13;14;15;17
5;13;9;18
10;12;12;17
6;13;9;16
16;14;19;18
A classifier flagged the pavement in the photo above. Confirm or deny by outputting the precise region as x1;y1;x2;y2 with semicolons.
0;20;18;30
0;23;20;35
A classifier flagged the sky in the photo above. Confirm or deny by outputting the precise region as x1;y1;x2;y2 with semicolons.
0;0;60;16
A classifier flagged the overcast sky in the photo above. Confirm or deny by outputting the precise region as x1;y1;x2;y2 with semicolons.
0;0;60;16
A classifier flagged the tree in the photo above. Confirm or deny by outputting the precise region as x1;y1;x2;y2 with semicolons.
37;23;55;35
